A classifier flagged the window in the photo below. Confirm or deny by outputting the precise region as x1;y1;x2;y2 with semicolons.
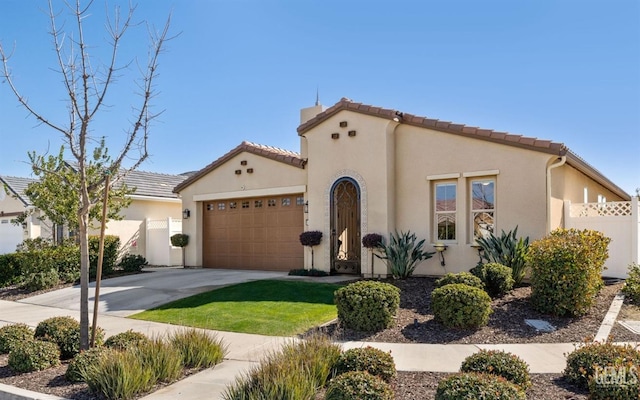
254;200;263;208
296;196;305;206
268;199;277;207
206;203;214;211
471;179;495;240
435;183;456;241
282;198;291;206
229;202;237;209
241;201;250;209
217;202;226;210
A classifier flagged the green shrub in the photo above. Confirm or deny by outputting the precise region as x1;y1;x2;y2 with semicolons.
35;316;104;359
588;362;639;400
89;235;120;278
8;339;60;373
12;242;80;286
0;253;21;287
170;233;189;248
431;283;492;329
529;228;610;317
622;262;640;304
460;350;531;389
435;272;484;290
376;230;435;279
325;371;393;400
118;254;148;273
472;263;514;298
22;268;60;291
169;329;227;369
475;226;530;286
223;336;340;400
564;341;640;389
105;330;150;351
0;323;34;354
65;347;110;383
287;268;329;277
133;337;183;384
334;280;400;332
435;372;526;400
334;346;396;382
83;349;154;400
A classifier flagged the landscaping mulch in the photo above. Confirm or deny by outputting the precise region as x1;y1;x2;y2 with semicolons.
608;297;640;342
316;277;623;344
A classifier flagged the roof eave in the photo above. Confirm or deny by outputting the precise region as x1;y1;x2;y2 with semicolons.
565;151;631;201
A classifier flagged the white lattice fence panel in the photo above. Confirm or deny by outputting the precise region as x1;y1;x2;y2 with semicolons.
570;201;632;218
147;219;168;230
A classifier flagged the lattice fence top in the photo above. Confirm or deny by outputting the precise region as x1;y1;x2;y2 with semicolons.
570;201;632;217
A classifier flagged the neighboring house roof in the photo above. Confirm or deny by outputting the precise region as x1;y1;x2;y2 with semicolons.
0;176;37;207
174;141;305;193
118;170;188;199
298;98;630;200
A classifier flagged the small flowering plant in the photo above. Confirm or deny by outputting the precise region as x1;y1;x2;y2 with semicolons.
299;231;323;247
362;233;383;249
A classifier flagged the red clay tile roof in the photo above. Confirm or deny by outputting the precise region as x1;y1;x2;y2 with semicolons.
297;98;630;200
174;141;305;193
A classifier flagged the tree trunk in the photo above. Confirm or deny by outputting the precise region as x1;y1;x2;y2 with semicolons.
78;210;90;351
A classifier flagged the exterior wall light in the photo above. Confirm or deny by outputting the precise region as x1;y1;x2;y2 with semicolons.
182;209;191;219
304;201;309;214
434;242;448;266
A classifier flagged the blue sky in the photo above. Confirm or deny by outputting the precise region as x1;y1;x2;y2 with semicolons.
1;1;638;195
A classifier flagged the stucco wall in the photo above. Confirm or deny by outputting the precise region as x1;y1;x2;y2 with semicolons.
178;151;307;267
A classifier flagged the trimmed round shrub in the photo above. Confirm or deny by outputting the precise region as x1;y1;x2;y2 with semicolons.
622;262;640;304
435;372;525;400
431;283;492;329
105;330;150;351
325;371;393;400
588;362;639;400
35;316;104;359
435;272;484;290
334;281;400;332
529;228;609;317
564;342;640;389
334;346;396;382
118;254;148;273
8;339;60;372
0;323;34;354
66;347;111;383
460;350;531;389
472;263;514;298
22;268;60;291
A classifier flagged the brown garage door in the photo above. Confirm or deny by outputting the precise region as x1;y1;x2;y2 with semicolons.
203;194;304;271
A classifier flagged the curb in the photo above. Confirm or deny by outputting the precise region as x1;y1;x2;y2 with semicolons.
0;383;67;400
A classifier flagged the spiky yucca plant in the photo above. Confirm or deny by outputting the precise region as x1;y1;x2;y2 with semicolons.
376;231;434;279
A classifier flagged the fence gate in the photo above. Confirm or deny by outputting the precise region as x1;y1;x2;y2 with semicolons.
146;218;183;266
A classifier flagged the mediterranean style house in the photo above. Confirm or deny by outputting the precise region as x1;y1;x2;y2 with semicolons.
0;171;188;265
174;98;630;277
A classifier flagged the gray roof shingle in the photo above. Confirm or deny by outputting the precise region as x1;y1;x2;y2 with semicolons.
0;176;37;206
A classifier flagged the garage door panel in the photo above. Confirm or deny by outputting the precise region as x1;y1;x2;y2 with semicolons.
203;195;303;270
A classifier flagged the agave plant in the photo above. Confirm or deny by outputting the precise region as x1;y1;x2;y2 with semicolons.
376;231;434;279
475;226;529;286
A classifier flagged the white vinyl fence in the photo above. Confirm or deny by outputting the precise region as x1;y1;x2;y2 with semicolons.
146;218;183;266
564;198;640;278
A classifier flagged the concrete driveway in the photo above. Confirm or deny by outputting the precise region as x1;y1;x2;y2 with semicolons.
17;267;289;317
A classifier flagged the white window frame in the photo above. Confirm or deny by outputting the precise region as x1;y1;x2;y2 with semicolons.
434;181;457;242
470;178;496;242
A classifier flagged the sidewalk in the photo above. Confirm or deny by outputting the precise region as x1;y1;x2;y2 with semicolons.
1;299;579;400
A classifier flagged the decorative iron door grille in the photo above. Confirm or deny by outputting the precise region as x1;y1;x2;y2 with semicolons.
331;179;361;274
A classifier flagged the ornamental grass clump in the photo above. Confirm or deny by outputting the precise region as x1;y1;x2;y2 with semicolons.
529;228;610;317
334;280;400;332
133;337;183;384
83;349;154;400
0;323;34;354
66;347;111;383
169;329;227;369
460;350;531;390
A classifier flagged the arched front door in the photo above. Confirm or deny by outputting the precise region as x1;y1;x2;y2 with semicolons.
330;178;361;274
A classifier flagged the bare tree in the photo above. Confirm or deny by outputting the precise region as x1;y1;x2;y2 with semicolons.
0;0;171;350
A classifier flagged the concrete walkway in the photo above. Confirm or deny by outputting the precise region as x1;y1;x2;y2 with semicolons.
0;268;634;399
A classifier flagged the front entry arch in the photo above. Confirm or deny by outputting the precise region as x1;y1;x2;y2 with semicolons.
330;178;361;274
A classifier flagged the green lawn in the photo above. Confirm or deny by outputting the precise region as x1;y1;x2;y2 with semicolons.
129;279;343;336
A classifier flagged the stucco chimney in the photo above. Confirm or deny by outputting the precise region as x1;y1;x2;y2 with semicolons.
300;93;326;125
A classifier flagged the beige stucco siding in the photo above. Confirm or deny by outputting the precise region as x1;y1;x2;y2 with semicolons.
179;151;307;267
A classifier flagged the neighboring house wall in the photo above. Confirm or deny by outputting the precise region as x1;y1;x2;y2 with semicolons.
179;150;307;267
